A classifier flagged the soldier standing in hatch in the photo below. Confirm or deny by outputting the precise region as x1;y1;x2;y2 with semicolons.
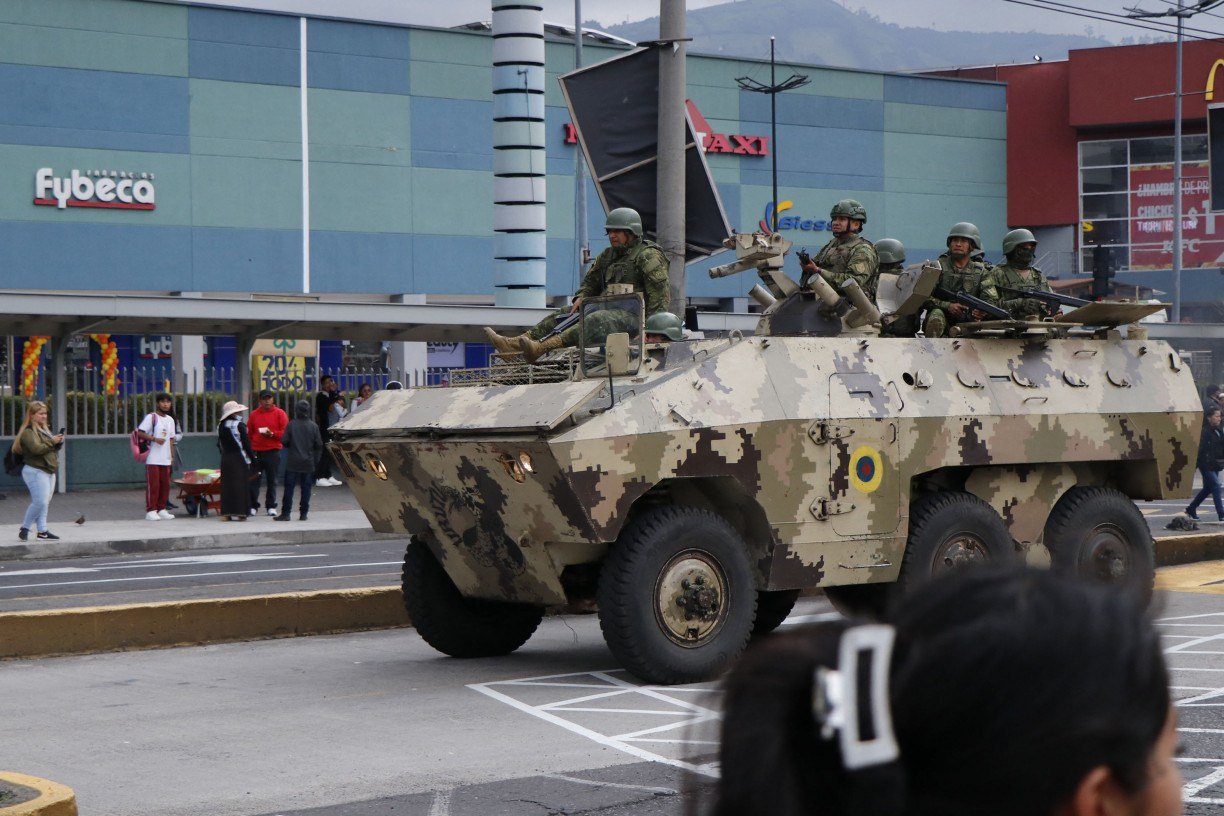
923;222;999;338
484;207;670;363
985;228;1055;320
874;238;920;338
798;199;879;299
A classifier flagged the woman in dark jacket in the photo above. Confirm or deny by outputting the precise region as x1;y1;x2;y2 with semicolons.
217;400;254;521
1187;405;1224;521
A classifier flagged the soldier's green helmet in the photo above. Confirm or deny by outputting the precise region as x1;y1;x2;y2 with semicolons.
1002;228;1038;256
829;199;867;224
605;207;643;238
645;312;684;341
646;310;685;340
874;238;905;265
947;221;982;251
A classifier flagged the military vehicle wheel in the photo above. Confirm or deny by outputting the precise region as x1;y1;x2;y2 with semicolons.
402;539;544;658
900;491;1014;586
1045;486;1154;595
597;507;757;685
752;589;800;635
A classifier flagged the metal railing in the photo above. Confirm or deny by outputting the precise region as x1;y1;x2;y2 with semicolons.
0;364;439;437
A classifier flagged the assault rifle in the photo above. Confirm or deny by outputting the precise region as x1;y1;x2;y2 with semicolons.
932;286;1011;321
542;310;581;339
997;285;1090;312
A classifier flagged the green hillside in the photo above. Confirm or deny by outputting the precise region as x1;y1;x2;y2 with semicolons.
604;0;1110;72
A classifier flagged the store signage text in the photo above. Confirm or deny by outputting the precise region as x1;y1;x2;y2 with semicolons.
561;100;768;157
34;167;156;211
760;201;832;233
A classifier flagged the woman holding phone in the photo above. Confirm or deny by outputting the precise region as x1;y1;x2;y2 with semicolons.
13;400;63;541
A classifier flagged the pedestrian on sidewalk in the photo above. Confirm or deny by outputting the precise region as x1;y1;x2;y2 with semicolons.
1187;404;1224;522
137;393;182;521
217;400;254;522
314;375;341;487
14;400;64;541
276;399;323;521
248;389;288;517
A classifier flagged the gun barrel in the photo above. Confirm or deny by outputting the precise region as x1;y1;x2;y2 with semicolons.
935;286;1010;321
997;285;1089;308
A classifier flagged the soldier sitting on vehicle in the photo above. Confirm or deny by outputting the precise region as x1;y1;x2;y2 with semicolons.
484;207;670;363
923;222;1000;338
874;238;921;338
798;199;880;300
984;229;1055;320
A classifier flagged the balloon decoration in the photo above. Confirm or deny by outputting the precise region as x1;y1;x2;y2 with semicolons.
89;333;119;395
20;336;49;397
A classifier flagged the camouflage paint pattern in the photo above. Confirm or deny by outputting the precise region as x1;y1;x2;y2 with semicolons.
332;328;1199;605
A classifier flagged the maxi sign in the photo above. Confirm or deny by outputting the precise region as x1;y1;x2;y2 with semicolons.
562;100;768;157
34;167;156;211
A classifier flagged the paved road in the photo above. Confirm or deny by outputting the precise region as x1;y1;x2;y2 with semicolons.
6;586;1224;816
0;539;407;612
0;493;1210;614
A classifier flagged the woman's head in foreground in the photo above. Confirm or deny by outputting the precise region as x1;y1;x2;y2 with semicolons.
714;568;1178;816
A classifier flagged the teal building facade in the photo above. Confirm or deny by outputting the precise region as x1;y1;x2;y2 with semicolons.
0;0;1007;301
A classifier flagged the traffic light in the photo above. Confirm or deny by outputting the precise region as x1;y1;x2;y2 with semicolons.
1091;245;1113;299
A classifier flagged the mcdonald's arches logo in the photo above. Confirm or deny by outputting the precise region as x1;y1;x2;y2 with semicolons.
1207;58;1224;102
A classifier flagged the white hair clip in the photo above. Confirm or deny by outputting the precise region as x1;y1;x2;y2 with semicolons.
812;624;899;770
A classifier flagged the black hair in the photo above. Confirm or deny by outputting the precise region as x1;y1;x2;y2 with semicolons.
155;392;172;402
1208;384;1222;398
1207;405;1221;419
711;568;1169;816
320;374;335;386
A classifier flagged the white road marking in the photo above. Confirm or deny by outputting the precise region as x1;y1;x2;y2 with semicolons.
469;670;720;778
1184;766;1224;797
428;788;451;816
542;773;678;795
0;561;400;591
94;553;326;567
779;612;843;626
1165;633;1224;653
0;567;98;577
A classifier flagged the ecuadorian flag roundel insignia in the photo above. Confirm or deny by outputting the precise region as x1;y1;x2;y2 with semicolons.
849;445;884;494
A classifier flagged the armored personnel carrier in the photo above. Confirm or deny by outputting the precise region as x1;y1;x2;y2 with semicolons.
331;232;1200;685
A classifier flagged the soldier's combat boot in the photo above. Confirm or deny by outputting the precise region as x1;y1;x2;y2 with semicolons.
924;314;946;338
519;334;564;363
483;327;524;356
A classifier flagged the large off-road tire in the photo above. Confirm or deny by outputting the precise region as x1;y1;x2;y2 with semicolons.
899;491;1015;587
1045;486;1154;596
752;589;801;636
597;506;757;685
401;539;544;658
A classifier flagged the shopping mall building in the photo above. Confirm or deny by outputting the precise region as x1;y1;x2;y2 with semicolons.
0;0;1010;378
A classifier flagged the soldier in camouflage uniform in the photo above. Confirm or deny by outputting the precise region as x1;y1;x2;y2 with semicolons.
923;221;999;338
875;238;920;338
984;228;1055;320
484;207;670;362
799;199;879;299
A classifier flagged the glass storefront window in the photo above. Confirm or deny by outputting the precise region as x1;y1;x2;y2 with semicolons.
1080;140;1127;167
1077;133;1214;277
1081;192;1128;219
1081;166;1129;194
1080;219;1128;246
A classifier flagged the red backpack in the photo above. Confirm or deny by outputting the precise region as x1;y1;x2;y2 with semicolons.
130;414;152;463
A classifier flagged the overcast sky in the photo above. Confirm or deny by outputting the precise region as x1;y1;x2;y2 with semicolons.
168;0;1194;41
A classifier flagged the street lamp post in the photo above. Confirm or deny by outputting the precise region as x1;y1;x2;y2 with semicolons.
736;39;808;232
1126;0;1224;322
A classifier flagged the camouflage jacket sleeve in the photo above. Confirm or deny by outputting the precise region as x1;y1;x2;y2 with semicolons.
824;241;878;291
974;268;1001;305
574;251;609;301
640;247;671;316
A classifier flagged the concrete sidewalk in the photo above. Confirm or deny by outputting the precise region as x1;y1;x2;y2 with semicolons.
0;480;392;562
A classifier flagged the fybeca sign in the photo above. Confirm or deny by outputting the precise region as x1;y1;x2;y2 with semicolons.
34;167;156;210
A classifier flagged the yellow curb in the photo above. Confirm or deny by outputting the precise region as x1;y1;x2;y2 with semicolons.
1156;559;1224;594
0;772;76;816
1154;531;1224;568
0;588;408;660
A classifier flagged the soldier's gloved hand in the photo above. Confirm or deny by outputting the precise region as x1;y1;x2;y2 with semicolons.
948;303;968;318
970;309;988;321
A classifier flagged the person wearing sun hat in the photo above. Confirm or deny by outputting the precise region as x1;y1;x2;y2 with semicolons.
216;400;254;521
